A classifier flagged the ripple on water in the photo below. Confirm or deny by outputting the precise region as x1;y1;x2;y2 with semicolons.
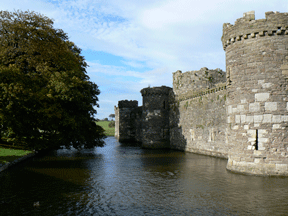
0;137;288;215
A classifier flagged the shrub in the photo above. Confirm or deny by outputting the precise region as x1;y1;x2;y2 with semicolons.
108;121;115;128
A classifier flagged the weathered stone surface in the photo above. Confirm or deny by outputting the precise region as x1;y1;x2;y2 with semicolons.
140;86;172;149
175;93;227;158
224;11;288;176
114;100;141;143
115;11;288;176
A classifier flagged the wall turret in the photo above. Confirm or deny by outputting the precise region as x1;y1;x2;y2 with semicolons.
222;11;288;175
140;86;172;148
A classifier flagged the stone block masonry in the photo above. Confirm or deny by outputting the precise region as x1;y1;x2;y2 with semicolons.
170;68;227;158
140;86;172;149
114;100;141;143
115;11;288;176
223;11;288;176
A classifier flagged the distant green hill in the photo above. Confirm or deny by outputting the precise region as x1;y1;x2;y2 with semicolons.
96;121;115;136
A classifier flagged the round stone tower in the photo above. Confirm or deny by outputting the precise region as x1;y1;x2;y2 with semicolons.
140;86;172;149
222;11;288;175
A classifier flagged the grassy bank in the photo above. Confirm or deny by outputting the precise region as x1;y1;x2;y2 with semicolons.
0;147;33;166
0;121;114;166
96;121;115;136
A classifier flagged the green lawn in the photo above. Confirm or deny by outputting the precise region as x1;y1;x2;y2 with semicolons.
0;121;114;166
0;147;33;166
96;121;115;136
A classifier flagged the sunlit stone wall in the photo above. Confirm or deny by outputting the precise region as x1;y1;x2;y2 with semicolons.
170;69;228;158
222;11;288;175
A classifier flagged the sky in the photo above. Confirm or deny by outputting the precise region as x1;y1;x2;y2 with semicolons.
1;0;288;120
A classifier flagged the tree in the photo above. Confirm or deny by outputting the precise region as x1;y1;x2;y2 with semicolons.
0;10;106;151
109;114;115;121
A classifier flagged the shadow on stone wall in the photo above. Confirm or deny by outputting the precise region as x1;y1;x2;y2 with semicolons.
168;85;228;159
169;91;188;151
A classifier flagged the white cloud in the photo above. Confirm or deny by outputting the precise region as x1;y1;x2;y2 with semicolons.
2;0;288;119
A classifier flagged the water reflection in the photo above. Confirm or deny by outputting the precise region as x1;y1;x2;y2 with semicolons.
0;137;287;215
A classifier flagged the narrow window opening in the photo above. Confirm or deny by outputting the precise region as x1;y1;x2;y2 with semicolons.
163;101;166;109
255;129;258;150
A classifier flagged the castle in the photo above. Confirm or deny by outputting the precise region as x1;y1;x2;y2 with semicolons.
114;11;288;176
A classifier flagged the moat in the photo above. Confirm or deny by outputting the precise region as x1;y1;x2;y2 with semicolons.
1;137;287;215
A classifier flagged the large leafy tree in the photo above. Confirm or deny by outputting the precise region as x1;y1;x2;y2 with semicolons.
0;10;106;150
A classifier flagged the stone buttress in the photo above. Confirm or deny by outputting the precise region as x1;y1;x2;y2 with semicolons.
222;11;288;175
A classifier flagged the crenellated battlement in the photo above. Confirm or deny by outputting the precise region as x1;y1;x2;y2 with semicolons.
223;11;288;176
140;86;172;96
222;11;288;50
118;100;138;108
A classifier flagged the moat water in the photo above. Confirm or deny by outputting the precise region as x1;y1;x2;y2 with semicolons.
0;137;287;216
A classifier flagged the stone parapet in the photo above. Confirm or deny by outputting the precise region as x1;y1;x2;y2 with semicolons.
118;100;138;108
141;86;171;96
222;11;288;50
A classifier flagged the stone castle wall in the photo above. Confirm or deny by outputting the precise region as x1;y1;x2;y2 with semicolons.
114;100;140;143
141;86;172;149
114;11;288;176
132;106;142;143
173;67;226;97
170;69;228;158
222;11;288;175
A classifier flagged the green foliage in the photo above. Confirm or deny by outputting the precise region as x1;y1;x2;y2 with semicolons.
0;10;106;150
109;114;115;120
224;94;227;101
217;95;220;100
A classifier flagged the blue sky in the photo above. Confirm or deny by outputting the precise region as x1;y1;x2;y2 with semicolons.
1;0;288;119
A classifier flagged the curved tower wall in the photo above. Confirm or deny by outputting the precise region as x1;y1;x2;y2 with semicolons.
141;86;172;148
222;11;288;175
